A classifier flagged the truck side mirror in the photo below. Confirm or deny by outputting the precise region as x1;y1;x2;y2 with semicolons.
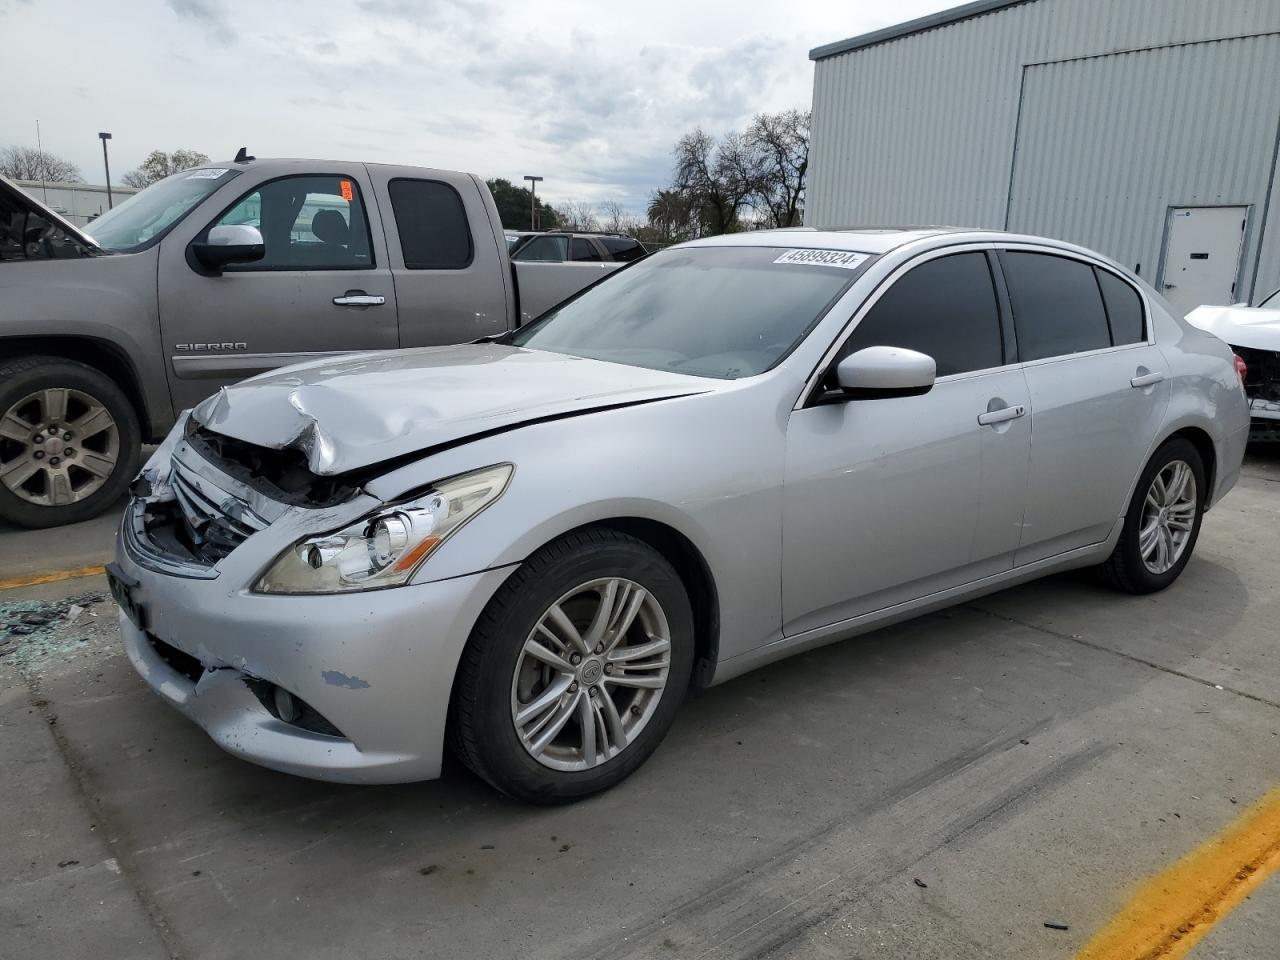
191;224;265;272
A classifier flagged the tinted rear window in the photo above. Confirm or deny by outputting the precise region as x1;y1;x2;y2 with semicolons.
842;252;1003;376
1095;268;1145;344
387;178;472;269
1000;252;1111;361
570;237;601;262
602;237;647;262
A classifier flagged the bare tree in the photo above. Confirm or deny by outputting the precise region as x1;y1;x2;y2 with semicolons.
0;145;83;183
555;200;600;232
599;200;630;235
122;149;210;188
673;127;763;235
748;109;810;227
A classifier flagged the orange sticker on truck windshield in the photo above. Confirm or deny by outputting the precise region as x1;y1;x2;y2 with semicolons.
339;179;354;201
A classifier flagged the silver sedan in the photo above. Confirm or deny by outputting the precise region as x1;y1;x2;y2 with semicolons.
112;229;1250;802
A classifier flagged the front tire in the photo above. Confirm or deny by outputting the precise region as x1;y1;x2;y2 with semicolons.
0;356;141;529
451;528;694;803
1100;437;1206;594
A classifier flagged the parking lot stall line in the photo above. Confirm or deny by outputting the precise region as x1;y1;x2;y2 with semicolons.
0;564;107;591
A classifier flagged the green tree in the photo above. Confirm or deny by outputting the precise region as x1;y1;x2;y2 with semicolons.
122;149;210;188
486;178;560;231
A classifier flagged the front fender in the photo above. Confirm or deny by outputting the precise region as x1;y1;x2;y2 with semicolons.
365;388;789;662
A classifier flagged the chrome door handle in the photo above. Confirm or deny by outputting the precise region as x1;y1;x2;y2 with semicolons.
1130;372;1165;388
977;404;1026;426
333;293;386;306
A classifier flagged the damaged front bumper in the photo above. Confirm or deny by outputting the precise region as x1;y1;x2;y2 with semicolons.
115;421;516;784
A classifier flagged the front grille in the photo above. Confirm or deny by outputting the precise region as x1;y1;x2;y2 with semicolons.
167;455;268;562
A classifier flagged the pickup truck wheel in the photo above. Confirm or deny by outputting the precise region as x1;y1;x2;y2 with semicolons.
0;357;141;529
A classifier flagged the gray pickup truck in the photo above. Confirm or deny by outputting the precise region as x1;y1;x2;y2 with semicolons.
0;158;625;528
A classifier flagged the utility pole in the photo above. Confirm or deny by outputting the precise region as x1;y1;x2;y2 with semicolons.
523;175;543;231
35;120;47;203
98;132;114;209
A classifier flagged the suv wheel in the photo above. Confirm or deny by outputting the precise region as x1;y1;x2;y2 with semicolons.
0;356;141;528
451;528;694;803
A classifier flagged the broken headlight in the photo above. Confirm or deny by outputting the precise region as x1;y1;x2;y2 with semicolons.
254;464;513;594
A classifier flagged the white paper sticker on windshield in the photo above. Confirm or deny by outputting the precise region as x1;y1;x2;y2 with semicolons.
773;248;869;269
186;168;229;180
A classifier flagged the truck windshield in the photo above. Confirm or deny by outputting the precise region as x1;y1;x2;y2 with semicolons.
508;246;871;379
85;168;239;253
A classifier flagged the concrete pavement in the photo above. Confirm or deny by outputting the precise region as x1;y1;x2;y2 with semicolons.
1;451;1277;959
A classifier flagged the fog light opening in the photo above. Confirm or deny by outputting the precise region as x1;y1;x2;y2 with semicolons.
273;686;301;723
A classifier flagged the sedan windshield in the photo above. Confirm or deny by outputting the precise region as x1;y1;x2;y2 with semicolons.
86;168;239;253
1260;287;1279;308
509;246;870;379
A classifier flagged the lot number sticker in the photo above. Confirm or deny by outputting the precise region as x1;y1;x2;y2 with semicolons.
186;168;230;180
773;248;869;269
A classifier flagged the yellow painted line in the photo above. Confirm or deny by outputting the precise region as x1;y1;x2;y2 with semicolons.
1077;787;1280;960
0;565;107;591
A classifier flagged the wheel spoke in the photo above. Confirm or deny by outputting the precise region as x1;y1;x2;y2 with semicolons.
71;405;114;440
515;673;573;726
608;638;670;663
1;455;41;487
49;470;74;506
76;451;117;479
0;412;33;442
40;388;68;425
522;637;574;674
577;693;598;766
604;585;647;654
594;692;626;756
546;602;589;655
1151;473;1167;506
583;578;620;649
605;673;665;690
526;690;581;757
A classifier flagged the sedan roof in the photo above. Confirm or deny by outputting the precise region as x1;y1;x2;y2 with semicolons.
679;227;964;255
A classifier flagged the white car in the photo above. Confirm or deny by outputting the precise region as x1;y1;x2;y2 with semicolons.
1187;289;1280;441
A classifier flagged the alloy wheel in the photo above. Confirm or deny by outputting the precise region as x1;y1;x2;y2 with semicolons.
511;577;672;772
0;388;120;507
1139;459;1197;575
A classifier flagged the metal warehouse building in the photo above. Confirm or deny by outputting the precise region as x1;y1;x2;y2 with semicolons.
806;0;1280;315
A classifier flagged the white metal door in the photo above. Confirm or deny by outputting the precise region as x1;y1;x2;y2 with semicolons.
1160;206;1248;315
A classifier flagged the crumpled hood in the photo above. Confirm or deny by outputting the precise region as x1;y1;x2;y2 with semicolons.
191;344;712;475
1185;304;1280;353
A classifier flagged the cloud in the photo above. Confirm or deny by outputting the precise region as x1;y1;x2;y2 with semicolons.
1;0;960;213
165;0;236;45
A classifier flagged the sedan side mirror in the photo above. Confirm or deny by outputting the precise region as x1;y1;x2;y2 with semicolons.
834;346;936;399
191;224;265;272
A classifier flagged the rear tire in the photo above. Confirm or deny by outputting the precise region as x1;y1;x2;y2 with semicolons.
0;356;141;529
1100;437;1205;594
450;528;694;804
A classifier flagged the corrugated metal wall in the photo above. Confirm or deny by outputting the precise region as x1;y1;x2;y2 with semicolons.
808;0;1280;299
1006;34;1280;291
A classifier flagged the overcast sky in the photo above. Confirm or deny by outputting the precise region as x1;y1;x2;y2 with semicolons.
2;0;954;211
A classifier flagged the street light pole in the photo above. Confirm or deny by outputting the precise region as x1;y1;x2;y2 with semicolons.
523;175;543;231
98;132;114;209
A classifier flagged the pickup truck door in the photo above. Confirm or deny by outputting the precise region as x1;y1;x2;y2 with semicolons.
364;165;515;347
156;163;399;411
